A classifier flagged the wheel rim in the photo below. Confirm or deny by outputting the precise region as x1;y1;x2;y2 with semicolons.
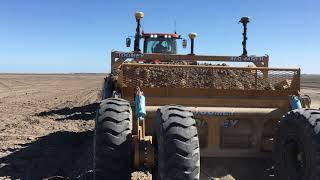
283;139;306;179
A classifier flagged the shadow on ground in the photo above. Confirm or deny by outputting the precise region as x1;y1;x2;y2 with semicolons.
0;130;277;180
0;131;93;180
36;103;98;121
200;157;275;180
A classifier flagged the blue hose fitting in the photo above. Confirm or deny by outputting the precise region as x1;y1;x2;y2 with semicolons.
135;91;146;119
290;95;302;110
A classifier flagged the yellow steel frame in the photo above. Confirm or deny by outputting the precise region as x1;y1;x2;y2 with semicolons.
109;51;303;158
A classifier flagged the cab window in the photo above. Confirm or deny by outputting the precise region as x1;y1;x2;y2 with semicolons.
144;38;177;54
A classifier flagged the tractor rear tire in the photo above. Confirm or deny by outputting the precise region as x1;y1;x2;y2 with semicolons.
93;98;132;180
154;105;200;180
274;109;320;180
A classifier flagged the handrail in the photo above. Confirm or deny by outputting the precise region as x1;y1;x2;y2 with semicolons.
121;63;300;72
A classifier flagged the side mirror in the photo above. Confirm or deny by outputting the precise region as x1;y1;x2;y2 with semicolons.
126;38;131;47
182;39;187;48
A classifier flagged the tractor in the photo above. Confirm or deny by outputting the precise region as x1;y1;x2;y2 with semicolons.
93;12;320;180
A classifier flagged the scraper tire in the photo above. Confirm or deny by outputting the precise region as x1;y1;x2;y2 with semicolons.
93;98;132;180
154;105;200;180
274;109;320;180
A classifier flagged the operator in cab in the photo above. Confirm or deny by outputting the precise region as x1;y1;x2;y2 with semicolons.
153;40;167;53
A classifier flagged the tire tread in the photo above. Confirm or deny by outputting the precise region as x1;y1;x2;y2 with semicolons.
94;98;132;180
156;105;200;180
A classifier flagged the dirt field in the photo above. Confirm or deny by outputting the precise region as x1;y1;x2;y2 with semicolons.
0;74;319;180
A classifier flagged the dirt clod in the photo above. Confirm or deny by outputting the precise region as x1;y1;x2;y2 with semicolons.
124;64;280;90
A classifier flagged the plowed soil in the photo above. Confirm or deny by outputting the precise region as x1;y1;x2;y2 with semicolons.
129;66;275;90
0;74;319;180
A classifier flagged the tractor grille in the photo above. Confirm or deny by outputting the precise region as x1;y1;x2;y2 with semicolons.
120;63;300;96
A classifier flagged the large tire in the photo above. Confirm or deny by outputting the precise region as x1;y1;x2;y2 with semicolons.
94;98;132;180
101;77;114;99
274;109;320;180
154;105;200;180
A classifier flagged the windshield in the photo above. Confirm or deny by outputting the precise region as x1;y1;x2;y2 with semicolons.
143;38;177;54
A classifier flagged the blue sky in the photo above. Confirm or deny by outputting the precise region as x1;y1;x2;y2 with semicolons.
0;0;319;74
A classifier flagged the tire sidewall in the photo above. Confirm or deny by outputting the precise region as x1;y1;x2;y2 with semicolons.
274;111;317;180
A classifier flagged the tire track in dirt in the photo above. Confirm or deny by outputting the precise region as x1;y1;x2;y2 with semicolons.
0;81;11;90
12;79;33;86
78;89;99;105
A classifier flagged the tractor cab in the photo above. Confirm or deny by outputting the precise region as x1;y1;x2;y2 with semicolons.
126;12;188;55
142;33;179;54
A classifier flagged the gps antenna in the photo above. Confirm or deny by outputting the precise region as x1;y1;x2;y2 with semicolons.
134;12;144;52
239;17;250;56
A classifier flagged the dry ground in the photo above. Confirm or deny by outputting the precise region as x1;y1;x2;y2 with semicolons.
0;74;319;180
